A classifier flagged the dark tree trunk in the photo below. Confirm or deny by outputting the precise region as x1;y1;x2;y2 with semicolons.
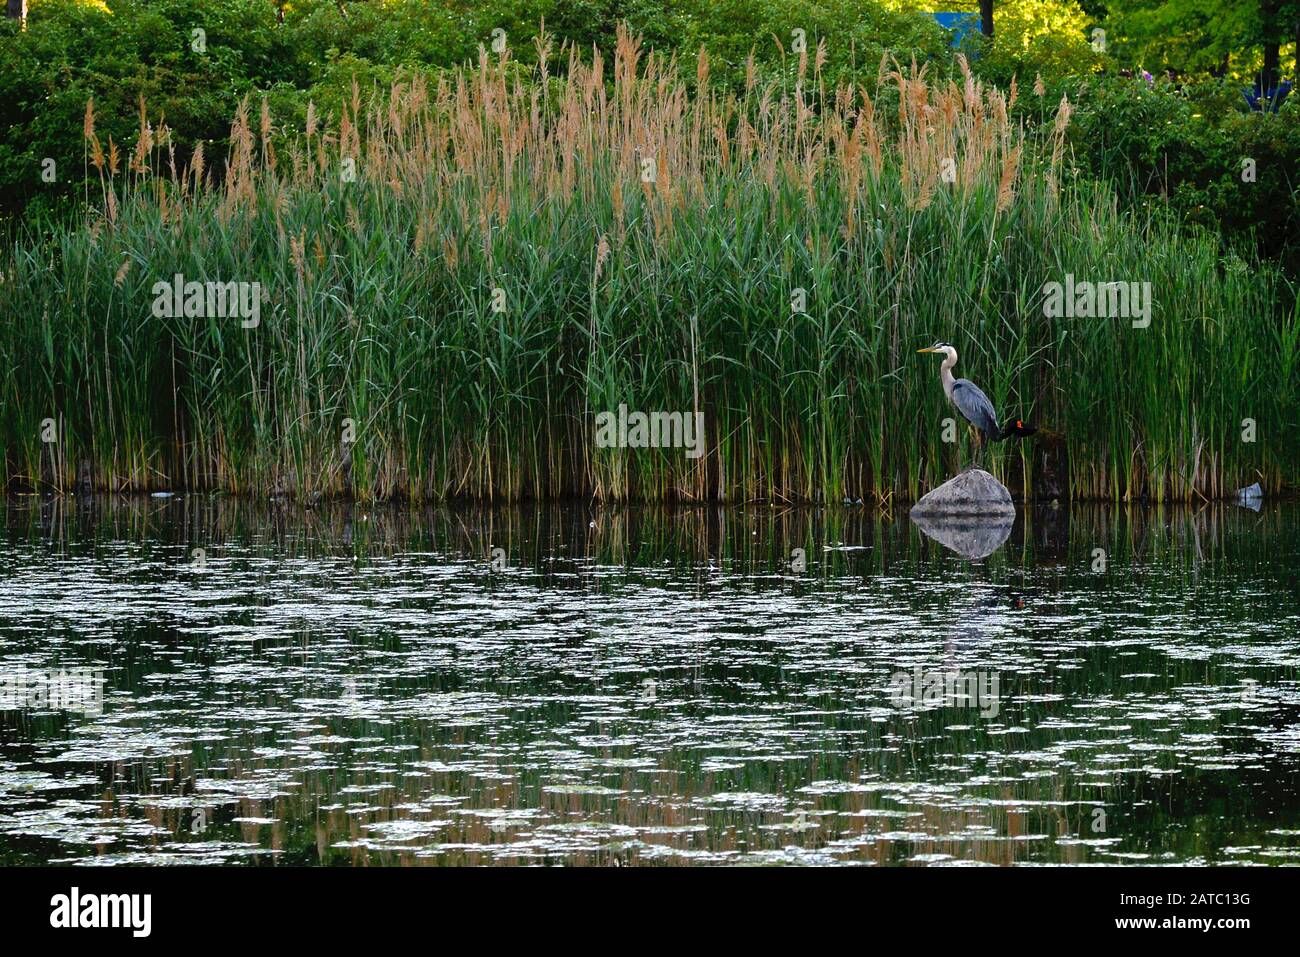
6;0;26;23
1258;0;1281;90
1263;41;1280;91
979;0;994;38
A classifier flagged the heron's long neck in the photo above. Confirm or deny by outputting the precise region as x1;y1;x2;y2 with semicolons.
940;353;957;400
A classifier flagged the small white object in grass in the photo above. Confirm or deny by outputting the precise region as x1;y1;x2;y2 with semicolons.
1237;482;1263;500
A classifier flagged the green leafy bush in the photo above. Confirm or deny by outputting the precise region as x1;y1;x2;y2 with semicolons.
1049;75;1300;268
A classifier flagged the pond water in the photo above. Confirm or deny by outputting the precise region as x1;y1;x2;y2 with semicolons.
1;496;1298;866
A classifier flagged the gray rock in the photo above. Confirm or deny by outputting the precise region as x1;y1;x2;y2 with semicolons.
909;470;1016;559
909;469;1016;518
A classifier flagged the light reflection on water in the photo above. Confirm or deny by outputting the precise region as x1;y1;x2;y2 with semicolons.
1;497;1298;866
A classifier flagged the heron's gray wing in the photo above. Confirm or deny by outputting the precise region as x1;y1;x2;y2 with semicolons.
951;378;999;436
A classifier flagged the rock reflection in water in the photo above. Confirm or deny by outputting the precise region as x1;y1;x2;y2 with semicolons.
910;510;1014;559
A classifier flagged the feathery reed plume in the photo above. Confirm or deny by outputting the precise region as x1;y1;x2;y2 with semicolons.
996;145;1021;211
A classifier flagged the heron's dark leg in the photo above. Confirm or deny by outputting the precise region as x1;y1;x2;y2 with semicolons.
961;426;980;472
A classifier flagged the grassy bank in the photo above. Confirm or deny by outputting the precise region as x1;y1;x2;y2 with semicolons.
2;29;1295;504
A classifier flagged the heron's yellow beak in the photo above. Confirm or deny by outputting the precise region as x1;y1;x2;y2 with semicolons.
917;347;936;353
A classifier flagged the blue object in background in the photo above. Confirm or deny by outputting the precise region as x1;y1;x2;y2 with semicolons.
933;12;981;49
1244;80;1291;113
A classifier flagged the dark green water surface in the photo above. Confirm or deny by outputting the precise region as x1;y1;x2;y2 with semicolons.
1;497;1297;865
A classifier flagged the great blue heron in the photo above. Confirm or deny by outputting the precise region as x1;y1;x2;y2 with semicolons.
917;342;1036;466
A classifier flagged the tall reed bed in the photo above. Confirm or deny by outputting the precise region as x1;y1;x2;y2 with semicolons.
1;29;1294;503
